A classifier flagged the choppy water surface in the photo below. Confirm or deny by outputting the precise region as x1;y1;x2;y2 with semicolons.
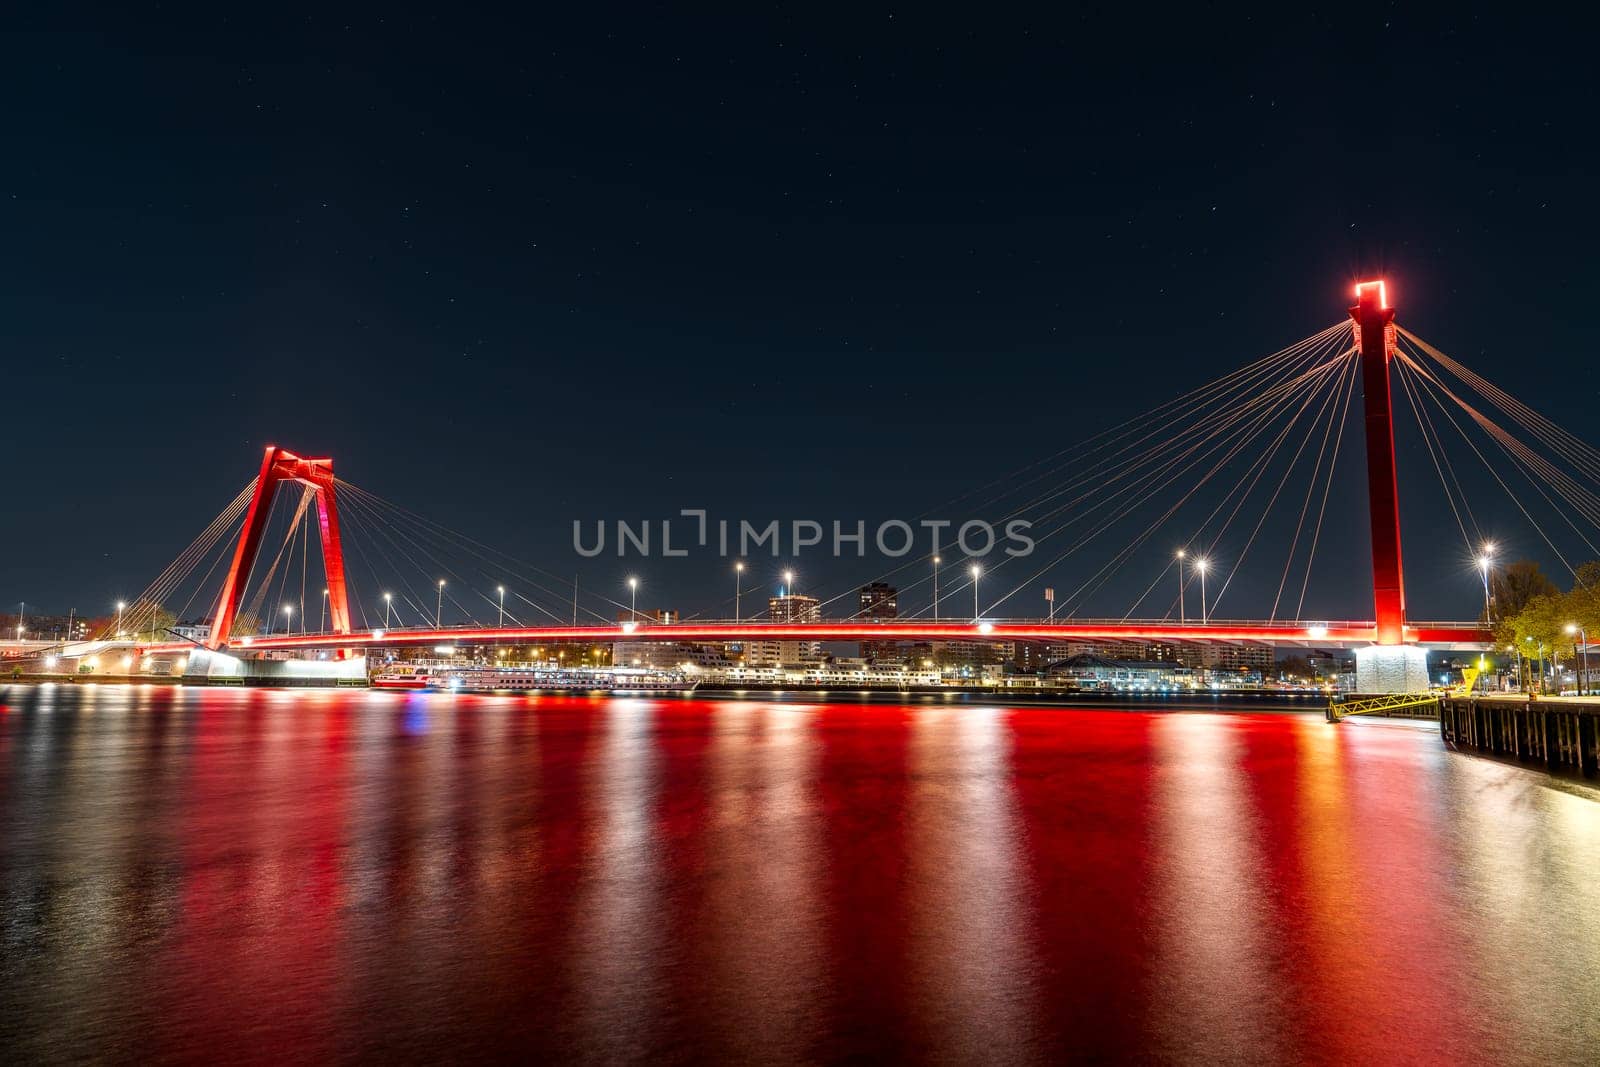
1;684;1597;1064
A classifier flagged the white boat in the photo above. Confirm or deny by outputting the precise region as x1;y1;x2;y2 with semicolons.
373;662;697;693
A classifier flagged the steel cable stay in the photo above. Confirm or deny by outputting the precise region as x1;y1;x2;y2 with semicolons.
907;346;1348;621
334;491;489;628
1004;332;1349;528
980;349;1352;618
1402;327;1600;483
1270;355;1360;620
898;322;1350;526
834;341;1349;622
339;486;580;629
1294;350;1359;621
663;324;1350;623
1204;350;1360;616
1398;335;1600;523
106;479;257;638
1398;348;1600;544
1393;344;1481;552
333;479;631;622
241;487;315;635
1070;348;1354;620
334;484;592;625
1392;351;1592;581
339;503;428;629
947;325;1349;522
338;482;601;624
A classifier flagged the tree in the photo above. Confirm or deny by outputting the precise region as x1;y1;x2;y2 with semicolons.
1278;655;1316;681
1488;559;1558;623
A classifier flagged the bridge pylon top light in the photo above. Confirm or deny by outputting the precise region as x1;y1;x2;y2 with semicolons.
1353;279;1389;311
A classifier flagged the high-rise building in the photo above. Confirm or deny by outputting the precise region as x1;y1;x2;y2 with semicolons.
858;581;899;662
1195;642;1274;673
747;593;822;666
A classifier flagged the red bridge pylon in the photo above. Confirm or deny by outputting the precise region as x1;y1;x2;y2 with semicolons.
207;446;351;649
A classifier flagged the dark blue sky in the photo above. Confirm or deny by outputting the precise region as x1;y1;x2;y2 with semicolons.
4;6;1598;623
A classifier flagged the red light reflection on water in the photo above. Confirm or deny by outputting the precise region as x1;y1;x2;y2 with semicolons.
1;688;1597;1062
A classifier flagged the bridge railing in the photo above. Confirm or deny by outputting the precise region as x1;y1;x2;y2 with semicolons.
235;617;1406;640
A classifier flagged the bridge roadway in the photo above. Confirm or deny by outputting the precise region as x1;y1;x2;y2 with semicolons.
132;618;1495;657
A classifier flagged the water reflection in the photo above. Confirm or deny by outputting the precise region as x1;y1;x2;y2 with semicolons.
1;685;1597;1063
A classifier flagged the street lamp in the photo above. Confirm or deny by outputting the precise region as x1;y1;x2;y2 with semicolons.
734;562;744;622
969;564;981;622
1477;542;1496;621
783;569;794;598
436;580;446;628
116;600;126;637
1566;622;1588;696
383;592;393;628
282;604;294;634
932;555;941;621
1176;548;1187;624
628;576;639;621
1194;557;1210;624
320;588;329;632
498;585;506;627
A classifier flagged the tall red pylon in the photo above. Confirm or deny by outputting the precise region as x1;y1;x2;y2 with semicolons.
1351;281;1407;644
207;446;351;649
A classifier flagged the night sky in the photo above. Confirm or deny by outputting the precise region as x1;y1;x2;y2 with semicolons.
5;7;1599;625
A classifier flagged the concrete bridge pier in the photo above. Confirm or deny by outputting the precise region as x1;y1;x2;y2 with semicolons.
1355;645;1429;693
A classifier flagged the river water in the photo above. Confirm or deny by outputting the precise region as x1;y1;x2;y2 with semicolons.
1;684;1596;1064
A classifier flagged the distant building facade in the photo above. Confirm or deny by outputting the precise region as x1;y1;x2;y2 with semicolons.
858;581;899;662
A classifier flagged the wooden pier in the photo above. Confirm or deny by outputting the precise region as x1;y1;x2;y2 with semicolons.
1438;696;1600;777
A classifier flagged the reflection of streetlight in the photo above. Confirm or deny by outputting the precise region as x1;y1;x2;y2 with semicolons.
969;564;981;622
1194;557;1210;624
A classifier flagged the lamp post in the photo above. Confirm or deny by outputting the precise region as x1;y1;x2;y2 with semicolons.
436;580;445;628
282;604;294;634
1567;623;1588;696
783;569;794;599
734;562;744;622
1194;557;1210;624
628;576;639;622
969;564;981;622
932;555;941;621
116;600;126;637
1176;548;1187;624
320;588;329;633
15;601;23;642
1477;542;1496;622
498;585;506;627
383;592;393;628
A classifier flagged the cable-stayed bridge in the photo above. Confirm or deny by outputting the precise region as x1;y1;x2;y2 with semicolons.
38;280;1600;689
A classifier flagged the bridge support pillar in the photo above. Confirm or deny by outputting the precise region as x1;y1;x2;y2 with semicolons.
1355;644;1428;694
1351;281;1407;645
